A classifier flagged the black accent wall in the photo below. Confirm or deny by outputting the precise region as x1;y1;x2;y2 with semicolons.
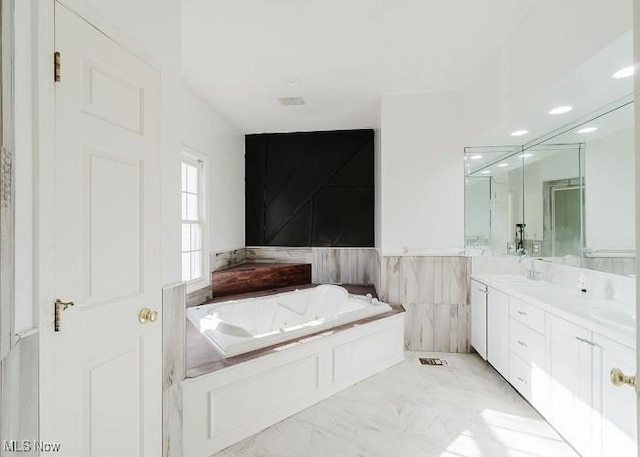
245;129;374;247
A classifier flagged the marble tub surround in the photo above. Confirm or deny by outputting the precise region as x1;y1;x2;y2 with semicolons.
210;247;247;272
187;301;403;378
186;284;212;307
163;283;187;457
473;273;635;348
213;352;579;457
378;255;470;352
245;247;377;285
185;282;392;378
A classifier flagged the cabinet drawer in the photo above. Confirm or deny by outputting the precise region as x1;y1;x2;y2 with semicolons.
509;318;545;368
509;296;545;334
509;352;532;400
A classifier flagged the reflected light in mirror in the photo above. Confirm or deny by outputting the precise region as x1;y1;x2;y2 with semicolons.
481;170;491;174
520;153;533;158
471;155;483;160
577;126;598;133
497;163;509;167
612;65;635;79
549;105;573;115
511;129;529;137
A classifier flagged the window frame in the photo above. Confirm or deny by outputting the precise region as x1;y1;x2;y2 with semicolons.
181;146;209;293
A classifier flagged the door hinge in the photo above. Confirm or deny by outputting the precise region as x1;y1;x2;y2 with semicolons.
54;51;61;82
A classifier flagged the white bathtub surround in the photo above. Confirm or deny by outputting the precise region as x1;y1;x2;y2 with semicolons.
213;352;579;457
188;285;391;358
378;255;470;352
0;332;39;455
163;283;186;457
245;247;377;285
183;310;404;456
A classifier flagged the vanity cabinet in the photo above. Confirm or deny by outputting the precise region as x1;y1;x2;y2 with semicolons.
546;314;594;457
593;334;637;457
486;288;509;379
470;280;487;360
472;277;637;457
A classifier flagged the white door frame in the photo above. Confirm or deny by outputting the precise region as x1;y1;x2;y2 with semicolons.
35;0;162;441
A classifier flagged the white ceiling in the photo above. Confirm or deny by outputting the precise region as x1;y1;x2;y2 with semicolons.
182;0;536;134
472;31;634;148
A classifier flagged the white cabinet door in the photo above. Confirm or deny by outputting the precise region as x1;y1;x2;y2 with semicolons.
470;280;488;360
547;314;594;457
487;287;509;378
593;334;637;457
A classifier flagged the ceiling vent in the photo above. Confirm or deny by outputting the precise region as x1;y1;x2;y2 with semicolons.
278;96;305;106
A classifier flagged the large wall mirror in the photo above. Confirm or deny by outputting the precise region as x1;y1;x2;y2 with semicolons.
465;98;635;276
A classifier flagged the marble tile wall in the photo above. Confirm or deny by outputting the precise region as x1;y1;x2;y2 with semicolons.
0;332;38;457
210;247;246;272
163;283;186;457
245;247;377;285
378;255;470;353
185;285;211;308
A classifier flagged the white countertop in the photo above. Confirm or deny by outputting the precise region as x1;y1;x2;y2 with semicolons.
472;273;636;349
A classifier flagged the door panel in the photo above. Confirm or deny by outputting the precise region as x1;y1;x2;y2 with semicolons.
44;4;162;456
486;287;509;378
547;314;593;457
593;334;637;457
88;152;142;301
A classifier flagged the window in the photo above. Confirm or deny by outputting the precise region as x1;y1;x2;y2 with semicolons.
181;155;206;284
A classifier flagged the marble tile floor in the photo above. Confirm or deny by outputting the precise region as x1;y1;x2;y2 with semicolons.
214;352;579;457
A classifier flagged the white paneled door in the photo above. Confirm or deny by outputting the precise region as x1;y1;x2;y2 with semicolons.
44;4;161;456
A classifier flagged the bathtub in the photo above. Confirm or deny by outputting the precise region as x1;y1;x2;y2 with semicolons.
187;284;392;358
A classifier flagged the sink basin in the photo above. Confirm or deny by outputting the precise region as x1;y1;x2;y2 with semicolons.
493;275;545;286
589;309;636;330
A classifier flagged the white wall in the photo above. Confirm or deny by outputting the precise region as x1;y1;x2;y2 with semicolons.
379;91;464;255
181;85;245;254
585;126;635;251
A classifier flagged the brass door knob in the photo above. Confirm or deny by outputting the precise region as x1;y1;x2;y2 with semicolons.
610;367;636;388
139;308;158;324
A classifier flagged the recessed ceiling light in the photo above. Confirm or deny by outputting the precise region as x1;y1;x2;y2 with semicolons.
549;106;573;115
481;170;491;174
471;155;483;160
612;66;635;79
497;163;509;167
511;129;529;137
284;76;300;86
577;126;598;134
